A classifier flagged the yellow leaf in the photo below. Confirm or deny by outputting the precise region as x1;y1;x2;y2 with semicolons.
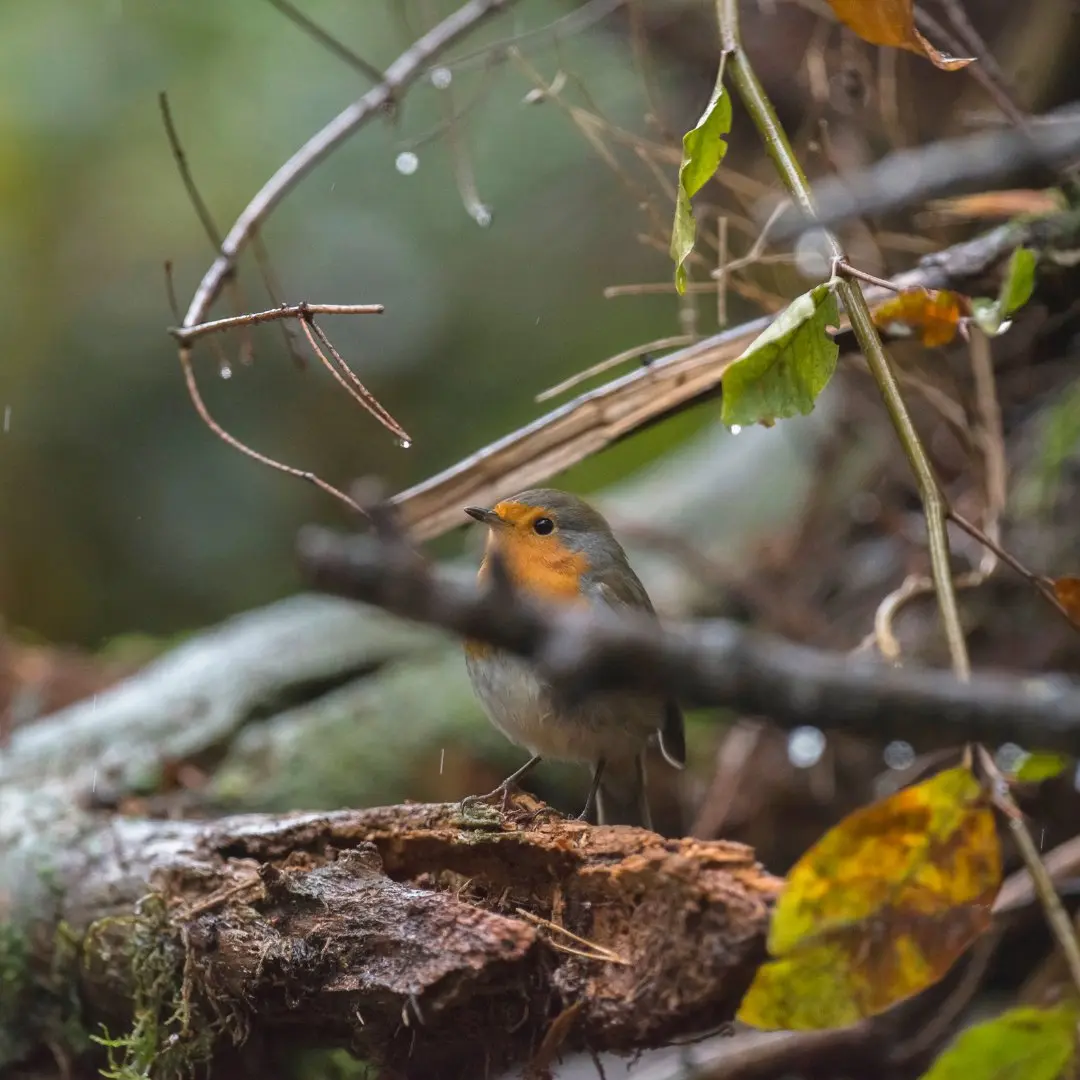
827;0;975;71
739;767;1001;1030
872;289;968;348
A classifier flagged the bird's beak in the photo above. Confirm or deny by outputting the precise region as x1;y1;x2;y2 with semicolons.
464;506;503;526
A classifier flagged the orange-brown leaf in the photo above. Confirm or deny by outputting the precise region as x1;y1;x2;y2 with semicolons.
827;0;975;70
926;190;1064;222
1052;576;1080;621
738;766;1001;1030
872;289;968;348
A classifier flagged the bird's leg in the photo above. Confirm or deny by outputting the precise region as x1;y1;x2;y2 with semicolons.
460;754;543;815
577;758;606;823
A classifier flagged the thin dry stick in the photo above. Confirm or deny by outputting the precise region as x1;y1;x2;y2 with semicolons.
297;313;412;444
536;335;692;402
250;232;309;370
159;91;224;250
718;0;970;681
514;907;628;964
174;303;385;344
265;0;386;84
978;746;1080;998
178;347;365;515
160;91;248;373
947;510;1079;630
872;327;1011;661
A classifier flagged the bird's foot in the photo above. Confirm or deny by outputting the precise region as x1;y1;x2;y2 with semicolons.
456;783;518;826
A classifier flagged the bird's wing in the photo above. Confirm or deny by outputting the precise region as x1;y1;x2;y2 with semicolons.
596;575;686;770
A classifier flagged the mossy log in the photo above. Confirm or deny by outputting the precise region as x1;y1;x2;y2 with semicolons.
0;793;776;1078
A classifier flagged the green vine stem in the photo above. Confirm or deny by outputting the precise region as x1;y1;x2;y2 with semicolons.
717;0;970;680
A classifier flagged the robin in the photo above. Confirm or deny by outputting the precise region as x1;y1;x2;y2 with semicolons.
463;488;685;828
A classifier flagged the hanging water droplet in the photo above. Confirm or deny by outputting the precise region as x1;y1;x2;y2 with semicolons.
397;437;412;449
730;424;742;435
430;67;452;89
219;362;233;380
470;203;493;228
395;151;419;176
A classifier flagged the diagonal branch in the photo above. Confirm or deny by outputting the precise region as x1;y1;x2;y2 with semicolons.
180;0;517;333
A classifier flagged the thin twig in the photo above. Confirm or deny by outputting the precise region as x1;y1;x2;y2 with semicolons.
536;335;692;402
265;0;386;84
296;313;412;444
514;908;628;964
947;510;1080;630
250;232;309;369
718;0;971;680
978;746;1080;998
179;347;364;516
159;92;224;251
181;0;518;333
173;303;384;344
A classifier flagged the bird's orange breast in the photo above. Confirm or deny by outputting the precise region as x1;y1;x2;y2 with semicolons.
466;532;589;659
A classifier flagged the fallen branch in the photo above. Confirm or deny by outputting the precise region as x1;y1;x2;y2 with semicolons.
1;796;775;1075
297;525;1080;751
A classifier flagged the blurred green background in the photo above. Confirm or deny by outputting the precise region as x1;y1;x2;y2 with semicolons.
0;0;727;646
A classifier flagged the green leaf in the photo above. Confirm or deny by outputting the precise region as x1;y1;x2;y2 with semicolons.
670;73;731;295
1014;750;1071;783
721;283;839;427
1000;246;1037;316
919;1004;1078;1080
972;246;1037;335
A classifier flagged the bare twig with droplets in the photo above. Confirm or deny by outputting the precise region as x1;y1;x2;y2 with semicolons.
296;312;412;445
177;346;365;516
167;0;519;508
180;0;516;334
172;303;385;344
298;519;1080;750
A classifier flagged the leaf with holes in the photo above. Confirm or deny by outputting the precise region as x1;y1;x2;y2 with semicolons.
721;283;839;428
972;247;1038;336
827;0;975;70
919;1004;1078;1080
738;766;1001;1030
670;73;731;295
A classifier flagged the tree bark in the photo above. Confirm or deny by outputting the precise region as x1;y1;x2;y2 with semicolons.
1;792;777;1079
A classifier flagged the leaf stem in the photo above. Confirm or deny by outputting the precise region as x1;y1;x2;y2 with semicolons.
978;746;1080;997
717;0;970;680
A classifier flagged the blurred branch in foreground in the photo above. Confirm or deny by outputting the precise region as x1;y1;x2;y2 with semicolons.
298;522;1080;752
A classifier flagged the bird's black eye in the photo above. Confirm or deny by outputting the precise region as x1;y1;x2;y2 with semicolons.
533;517;555;535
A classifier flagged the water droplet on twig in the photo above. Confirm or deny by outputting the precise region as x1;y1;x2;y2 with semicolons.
395;151;419;176
430;67;452;89
219;362;233;380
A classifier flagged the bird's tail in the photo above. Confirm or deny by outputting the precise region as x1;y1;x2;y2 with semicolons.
596;754;653;829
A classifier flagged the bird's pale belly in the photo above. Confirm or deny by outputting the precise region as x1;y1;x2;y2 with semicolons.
465;648;659;763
